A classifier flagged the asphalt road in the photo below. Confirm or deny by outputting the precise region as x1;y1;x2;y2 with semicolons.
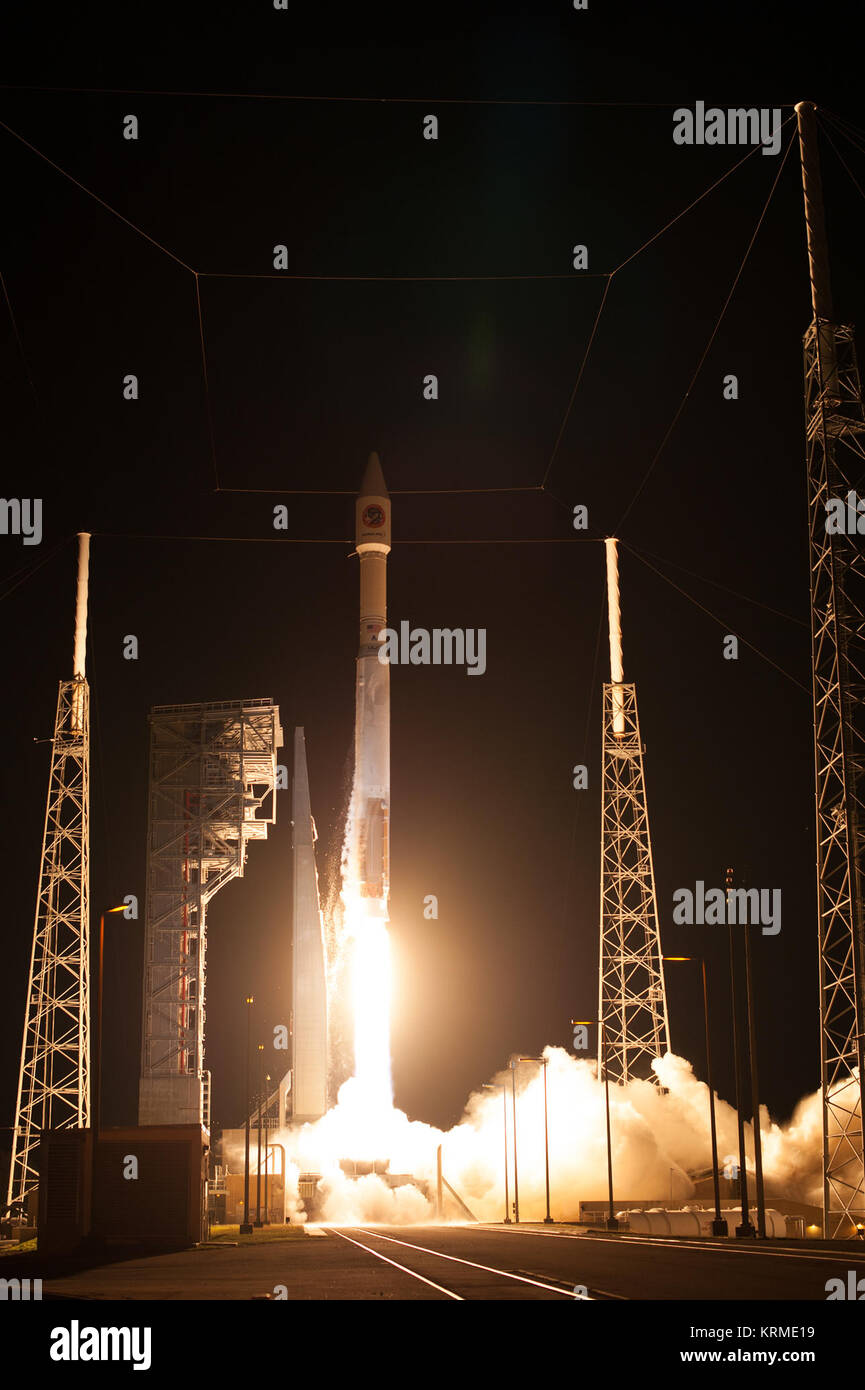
32;1224;865;1300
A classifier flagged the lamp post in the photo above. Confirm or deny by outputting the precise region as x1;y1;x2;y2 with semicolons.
509;1056;520;1224
90;904;126;1239
263;1072;271;1225
93;905;127;1142
727;868;755;1238
742;917;766;1239
240;995;254;1234
663;956;727;1236
269;1142;286;1223
255;1043;264;1227
572;1019;617;1231
482;1083;510;1223
600;1020;617;1231
520;1055;553;1223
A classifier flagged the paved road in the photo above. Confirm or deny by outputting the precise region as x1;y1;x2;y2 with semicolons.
326;1225;865;1300
33;1224;865;1300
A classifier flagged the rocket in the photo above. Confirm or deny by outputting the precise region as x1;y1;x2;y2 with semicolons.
351;452;391;914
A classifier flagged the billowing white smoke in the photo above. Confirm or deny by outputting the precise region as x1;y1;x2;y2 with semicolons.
305;779;827;1225
272;1046;825;1226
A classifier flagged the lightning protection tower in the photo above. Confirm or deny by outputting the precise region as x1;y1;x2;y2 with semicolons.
796;102;865;1238
598;537;670;1083
7;533;92;1217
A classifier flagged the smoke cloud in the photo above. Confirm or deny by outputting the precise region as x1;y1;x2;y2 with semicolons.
268;1046;826;1226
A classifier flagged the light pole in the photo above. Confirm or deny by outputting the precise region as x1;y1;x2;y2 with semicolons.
600;1020;617;1231
240;995;254;1234
742;915;766;1239
482;1083;510;1223
269;1142;286;1223
509;1056;520;1224
263;1072;271;1224
93;905;127;1142
572;1019;617;1231
90;904;126;1238
255;1043;264;1227
727;868;755;1238
664;956;727;1236
520;1055;553;1223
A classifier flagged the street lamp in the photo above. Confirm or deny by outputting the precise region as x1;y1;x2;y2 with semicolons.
269;1142;287;1223
89;903;127;1239
255;1043;264;1227
572;1019;618;1231
482;1083;510;1223
741;908;767;1239
509;1056;520;1224
240;995;254;1235
520;1055;553;1223
263;1072;271;1225
726;868;755;1239
93;905;127;1141
663;957;728;1236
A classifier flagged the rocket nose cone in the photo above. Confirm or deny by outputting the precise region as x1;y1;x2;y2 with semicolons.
360;451;388;497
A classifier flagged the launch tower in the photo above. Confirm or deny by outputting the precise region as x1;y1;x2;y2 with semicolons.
138;699;282;1128
7;534;92;1215
796;102;865;1236
598;538;670;1083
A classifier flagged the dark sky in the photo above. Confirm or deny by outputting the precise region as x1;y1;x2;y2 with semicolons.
2;1;864;1147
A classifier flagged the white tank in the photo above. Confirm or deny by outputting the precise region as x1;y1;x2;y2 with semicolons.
622;1207;786;1237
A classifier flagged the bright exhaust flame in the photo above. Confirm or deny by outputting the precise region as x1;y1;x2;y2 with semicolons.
346;899;393;1114
339;778;394;1117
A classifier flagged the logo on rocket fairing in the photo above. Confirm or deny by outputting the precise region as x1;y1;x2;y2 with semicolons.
362;504;385;529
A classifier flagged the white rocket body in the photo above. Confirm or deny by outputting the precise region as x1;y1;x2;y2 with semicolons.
350;453;391;918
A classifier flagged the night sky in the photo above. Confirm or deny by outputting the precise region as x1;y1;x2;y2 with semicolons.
2;2;864;1157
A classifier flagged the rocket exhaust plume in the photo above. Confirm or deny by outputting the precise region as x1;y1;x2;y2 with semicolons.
344;452;393;1114
257;1048;827;1227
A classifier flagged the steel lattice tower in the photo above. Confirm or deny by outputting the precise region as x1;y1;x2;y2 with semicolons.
797;102;865;1237
6;534;91;1217
598;539;670;1083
